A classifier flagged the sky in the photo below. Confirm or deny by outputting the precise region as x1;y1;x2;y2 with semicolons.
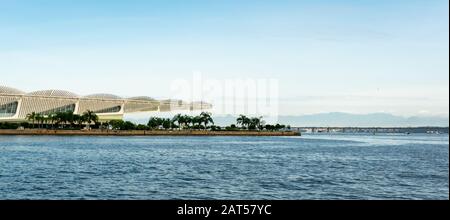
0;0;448;117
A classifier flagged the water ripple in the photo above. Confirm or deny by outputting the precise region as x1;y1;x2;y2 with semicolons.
0;134;448;200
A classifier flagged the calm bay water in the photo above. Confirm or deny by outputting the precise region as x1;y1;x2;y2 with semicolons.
0;134;448;200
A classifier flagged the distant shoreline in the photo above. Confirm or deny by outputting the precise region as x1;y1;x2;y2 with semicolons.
0;129;300;136
292;126;449;134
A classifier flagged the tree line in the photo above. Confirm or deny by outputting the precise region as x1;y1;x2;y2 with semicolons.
234;114;289;131
1;111;290;132
23;110;99;129
108;113;289;131
108;112;214;130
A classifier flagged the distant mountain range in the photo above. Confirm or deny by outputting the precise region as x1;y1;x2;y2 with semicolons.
125;112;449;127
211;112;449;127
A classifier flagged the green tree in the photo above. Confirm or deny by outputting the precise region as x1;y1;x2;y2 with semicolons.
34;113;44;129
275;124;286;131
162;118;171;130
210;125;221;131
192;115;202;129
100;122;109;130
82;110;98;130
109;120;124;130
236;115;250;129
148;117;162;130
248;117;264;131
55;112;66;128
184;115;193;128
73;114;86;129
172;114;182;129
53;111;75;128
200;112;214;129
136;124;149;130
26;112;37;128
123;121;136;130
66;112;75;128
265;124;275;131
47;113;56;129
226;124;238;131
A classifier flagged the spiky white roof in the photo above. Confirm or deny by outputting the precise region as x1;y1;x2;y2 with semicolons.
84;93;122;99
128;96;156;101
0;86;25;95
27;90;79;98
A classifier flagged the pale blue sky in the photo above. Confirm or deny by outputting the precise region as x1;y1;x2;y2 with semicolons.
1;0;448;116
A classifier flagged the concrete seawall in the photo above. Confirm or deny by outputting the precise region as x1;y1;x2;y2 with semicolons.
0;129;300;136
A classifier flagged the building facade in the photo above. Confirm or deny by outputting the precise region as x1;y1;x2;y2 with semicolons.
0;86;211;122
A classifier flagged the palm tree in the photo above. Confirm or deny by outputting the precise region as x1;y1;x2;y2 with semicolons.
200;112;214;129
47;113;56;129
236;115;250;129
172;114;182;129
265;124;274;131
258;118;266;131
148;117;162;130
42;115;50;129
39;114;49;129
82;110;98;130
192;115;202;129
162;118;171;130
67;112;75;127
236;115;244;127
179;114;187;129
170;120;177;130
275;124;285;131
56;111;74;128
184;115;193;129
73;114;86;129
250;117;264;131
34;113;44;129
55;112;67;128
26;112;37;128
